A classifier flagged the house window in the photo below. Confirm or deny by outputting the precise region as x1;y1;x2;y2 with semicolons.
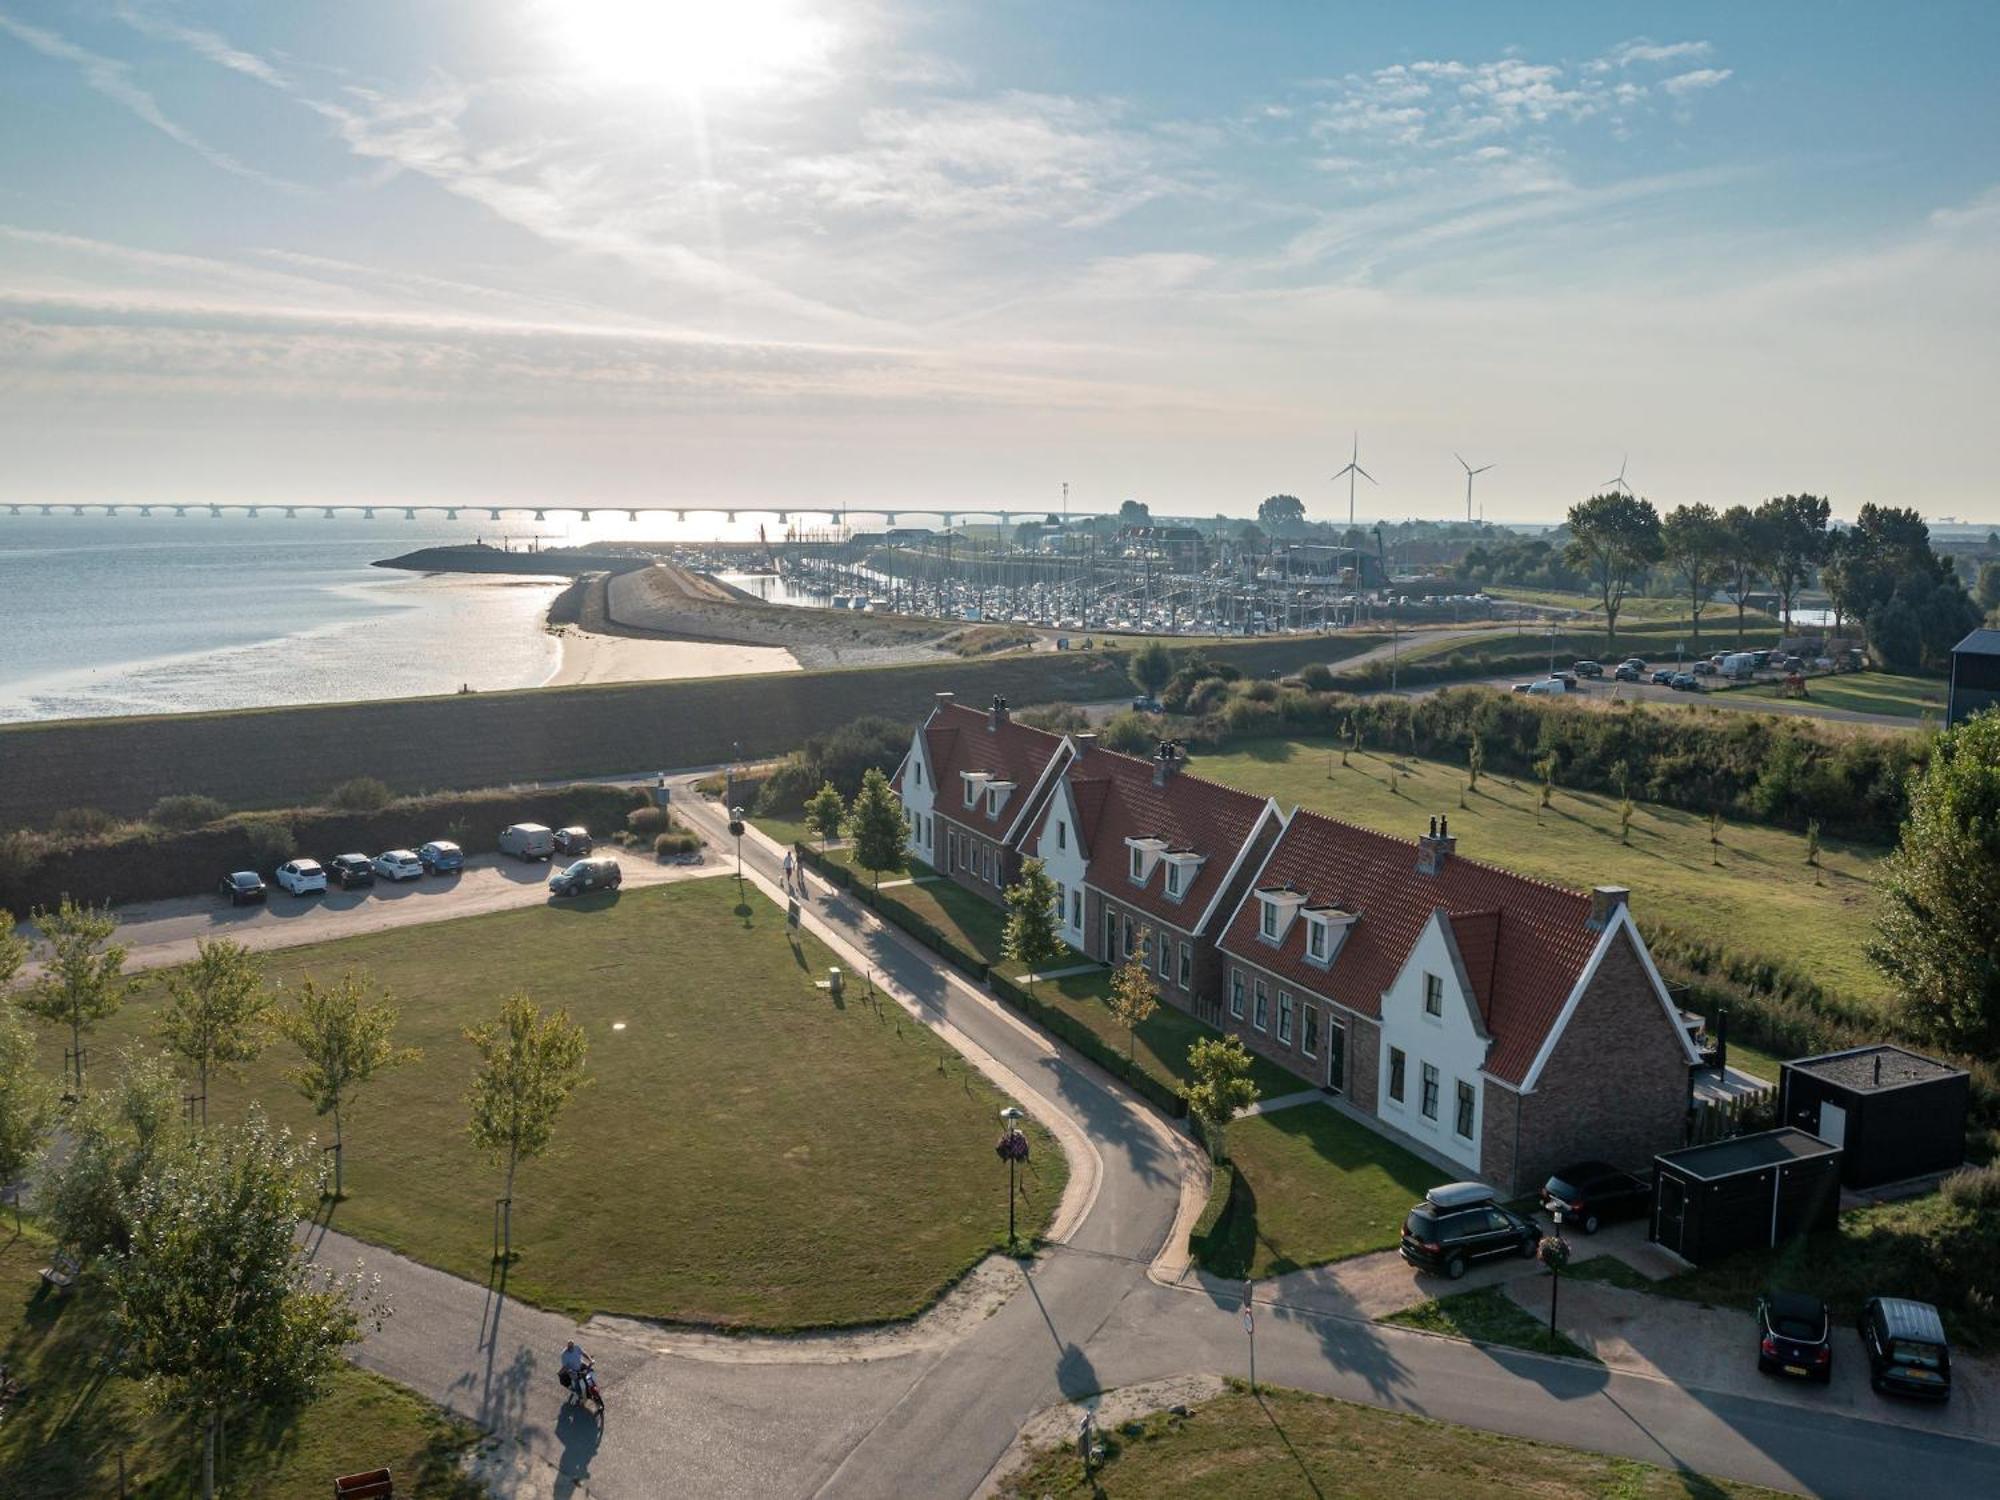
1165;863;1182;898
1253;979;1269;1031
1230;971;1245;1020
1455;1080;1475;1139
1307;920;1326;961
1122;915;1135;959
1302;1005;1319;1058
1259;900;1277;940
964;780;976;807
1277;992;1294;1045
1130;847;1145;882
1056;820;1066;851
1423;973;1443;1017
1421;1063;1440;1121
1388;1047;1406;1103
915;762;923;787
1156;932;1170;978
1178;942;1192;989
1071;890;1082;928
988;790;1001;817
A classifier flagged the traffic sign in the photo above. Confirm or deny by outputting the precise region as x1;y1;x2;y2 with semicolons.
1242;1308;1254;1334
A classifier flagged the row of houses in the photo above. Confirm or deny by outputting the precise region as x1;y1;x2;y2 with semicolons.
895;693;1701;1197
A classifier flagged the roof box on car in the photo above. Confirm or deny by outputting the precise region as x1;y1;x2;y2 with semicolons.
1424;1181;1496;1212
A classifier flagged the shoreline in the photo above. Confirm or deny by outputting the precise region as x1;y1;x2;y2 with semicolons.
545;624;799;686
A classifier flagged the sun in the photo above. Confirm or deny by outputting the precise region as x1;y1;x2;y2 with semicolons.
544;0;836;95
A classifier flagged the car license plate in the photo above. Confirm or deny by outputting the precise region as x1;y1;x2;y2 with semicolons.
1784;1364;1808;1377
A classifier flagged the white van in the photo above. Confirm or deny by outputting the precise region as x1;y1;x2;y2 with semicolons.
499;822;556;861
1720;653;1759;680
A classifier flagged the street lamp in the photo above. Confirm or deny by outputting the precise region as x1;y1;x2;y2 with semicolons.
729;806;746;879
997;1105;1027;1249
1543;1207;1572;1336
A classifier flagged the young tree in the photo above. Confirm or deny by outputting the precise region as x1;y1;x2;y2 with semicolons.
1257;494;1306;532
1562;492;1662;651
1106;942;1161;1061
847;765;909;892
41;1049;187;1260
0;1007;54;1230
1718;504;1771;647
111;1109;375;1500
1979;560;2000;614
1466;734;1484;791
464;994;589;1263
1755;493;1832;631
274;971;420;1200
1002;858;1065;985
1130;640;1174;698
1661;503;1728;643
0;906;25;992
156;937;271;1126
22;897;128;1094
1181;1035;1261;1163
1869;710;2000;1054
804;780;847;850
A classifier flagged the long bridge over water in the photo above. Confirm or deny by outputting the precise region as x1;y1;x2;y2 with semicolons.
2;502;1092;526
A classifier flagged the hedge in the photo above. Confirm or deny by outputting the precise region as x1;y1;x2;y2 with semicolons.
1188;1160;1237;1268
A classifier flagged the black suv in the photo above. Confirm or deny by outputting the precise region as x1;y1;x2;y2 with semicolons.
1860;1297;1951;1401
1756;1291;1832;1382
329;853;376;889
1399;1183;1541;1279
549;857;622;898
1539;1161;1650;1235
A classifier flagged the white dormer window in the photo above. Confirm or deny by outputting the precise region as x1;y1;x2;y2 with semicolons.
1125;836;1167;885
1301;907;1356;968
1160;850;1205;903
1130;847;1144;881
984;780;1015;819
1307;920;1326;960
1256;888;1307;945
961;770;991;808
1165;864;1183;897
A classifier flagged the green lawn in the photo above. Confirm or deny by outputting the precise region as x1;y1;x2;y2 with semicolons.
1193;739;1886;1003
998;1382;1783;1499
64;879;1065;1330
1385;1284;1598;1362
1201;1105;1448;1277
1748;670;1946;721
0;1226;486;1500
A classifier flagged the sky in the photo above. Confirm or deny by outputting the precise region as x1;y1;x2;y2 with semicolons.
1;1;1997;523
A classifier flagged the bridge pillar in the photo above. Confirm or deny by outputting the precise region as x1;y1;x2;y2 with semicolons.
41;505;54;515
726;511;736;522
580;509;592;521
489;509;502;520
72;505;84;516
405;508;417;520
627;510;639;522
284;508;296;518
533;509;546;521
324;508;337;519
247;507;259;518
363;507;375;519
210;506;222;518
676;510;686;522
886;513;897;524
445;508;458;520
139;506;152;516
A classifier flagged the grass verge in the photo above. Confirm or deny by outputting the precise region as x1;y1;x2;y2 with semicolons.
1748;670;1946;721
1385;1284;1599;1362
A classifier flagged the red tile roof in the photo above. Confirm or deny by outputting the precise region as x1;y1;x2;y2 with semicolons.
1040;743;1273;934
1218;810;1604;1085
920;701;1066;834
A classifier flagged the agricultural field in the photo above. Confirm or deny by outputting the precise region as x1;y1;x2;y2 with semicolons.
1193;739;1885;1002
50;877;1065;1330
1748;670;1946;721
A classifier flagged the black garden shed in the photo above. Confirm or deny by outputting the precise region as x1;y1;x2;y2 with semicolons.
1779;1045;1968;1189
1651;1129;1842;1265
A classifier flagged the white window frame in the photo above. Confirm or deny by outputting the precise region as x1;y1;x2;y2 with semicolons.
1165;863;1182;898
1071;889;1083;927
1277;991;1294;1046
1252;978;1269;1032
1423;972;1443;1018
1259;900;1278;940
1230;970;1245;1020
964;779;977;807
1307;919;1327;962
1302;1004;1319;1058
1130;846;1145;882
1455;1079;1476;1140
1421;1062;1440;1121
1156;931;1170;979
1388;1046;1406;1104
1178;942;1192;990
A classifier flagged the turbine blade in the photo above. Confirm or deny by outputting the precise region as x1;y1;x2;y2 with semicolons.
1357;465;1377;484
1456;452;1470;472
1475;464;1495;475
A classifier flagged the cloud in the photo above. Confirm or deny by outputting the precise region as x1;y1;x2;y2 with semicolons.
1599;39;1713;70
113;4;291;88
0;10;295;188
1661;68;1734;97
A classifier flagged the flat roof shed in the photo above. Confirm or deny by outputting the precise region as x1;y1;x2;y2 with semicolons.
1780;1045;1969;1188
1947;627;2000;727
1652;1129;1842;1265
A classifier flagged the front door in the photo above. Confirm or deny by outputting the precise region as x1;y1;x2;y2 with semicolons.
1326;1018;1347;1094
1103;908;1116;962
1654;1175;1685;1254
1818;1100;1847;1149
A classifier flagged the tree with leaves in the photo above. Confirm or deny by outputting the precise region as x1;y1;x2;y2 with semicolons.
1661;502;1728;643
1002;858;1066;985
157;938;271;1126
1563;492;1661;651
1466;734;1484;791
1718;504;1771;647
1130;639;1174;697
0;906;25;992
274;971;419;1200
465;993;589;1263
804;780;847;850
1107;941;1162;1061
1182;1035;1261;1163
1117;499;1152;526
1257;494;1306;532
1869;710;2000;1055
1979;560;2000;614
40;1049;186;1260
1755;493;1832;631
0;1006;53;1230
847;765;910;892
111;1109;375;1500
21;897;128;1094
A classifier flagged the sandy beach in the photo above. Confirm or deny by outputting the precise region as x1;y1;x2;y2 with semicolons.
547;625;799;685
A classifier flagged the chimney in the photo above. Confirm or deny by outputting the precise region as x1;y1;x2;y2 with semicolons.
1873;1052;1882;1087
988;694;1008;730
934;691;955;708
1415;813;1456;876
1073;732;1098;754
1152;739;1183;787
1588;885;1630;930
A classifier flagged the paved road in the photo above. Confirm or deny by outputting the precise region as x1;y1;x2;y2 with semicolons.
1421;671;1921;730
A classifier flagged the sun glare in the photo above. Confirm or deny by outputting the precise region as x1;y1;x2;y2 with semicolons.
546;0;835;95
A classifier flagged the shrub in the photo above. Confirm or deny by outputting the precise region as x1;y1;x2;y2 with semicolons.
1098;711;1156;755
1298;662;1336;692
241;819;294;867
1243;679;1280;704
148;794;229;831
627;804;669;835
653;830;702;856
1019;702;1091;733
51;807;120;839
326;777;393;813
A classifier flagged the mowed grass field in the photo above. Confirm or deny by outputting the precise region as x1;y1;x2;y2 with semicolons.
999;1383;1786;1499
1748;670;1947;720
1194;740;1885;1002
0;1227;484;1500
63;877;1065;1330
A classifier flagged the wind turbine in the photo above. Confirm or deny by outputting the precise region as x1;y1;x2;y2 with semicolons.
1331;433;1376;530
1455;453;1494;523
1602;455;1634;496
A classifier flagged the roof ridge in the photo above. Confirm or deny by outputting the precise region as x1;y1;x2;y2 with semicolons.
1284;807;1593;904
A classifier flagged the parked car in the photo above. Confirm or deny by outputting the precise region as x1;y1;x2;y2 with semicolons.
274;858;327;896
1131;695;1164;713
554;826;594;856
1691;659;1716;675
1651;669;1676;685
418;840;464;874
1613;663;1642;682
1859;1297;1951;1401
1573;660;1603;678
329;853;377;889
218;870;266;906
1670;672;1700;691
372;849;424;882
1620;657;1647;672
1539;1161;1650;1234
1757;1291;1833;1383
1399;1182;1541;1279
548;857;622;897
499;823;556;861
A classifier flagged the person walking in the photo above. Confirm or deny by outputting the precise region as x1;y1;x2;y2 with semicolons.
782;849;796;893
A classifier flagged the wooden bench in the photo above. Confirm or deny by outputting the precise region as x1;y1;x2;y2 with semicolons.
333;1469;394;1499
37;1251;80;1296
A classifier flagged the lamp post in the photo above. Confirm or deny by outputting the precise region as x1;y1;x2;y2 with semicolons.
998;1105;1026;1249
729;806;745;881
1542;1208;1571;1337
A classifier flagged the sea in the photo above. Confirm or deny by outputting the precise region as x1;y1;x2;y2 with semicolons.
0;510;769;724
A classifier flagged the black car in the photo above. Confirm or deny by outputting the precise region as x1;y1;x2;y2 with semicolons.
1399;1183;1541;1279
1859;1297;1951;1401
1757;1291;1833;1382
549;857;622;897
1573;660;1603;678
1670;672;1699;691
329;852;376;889
1613;663;1642;682
1131;695;1164;713
554;825;594;856
1650;668;1675;685
1539;1161;1650;1235
218;870;266;906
